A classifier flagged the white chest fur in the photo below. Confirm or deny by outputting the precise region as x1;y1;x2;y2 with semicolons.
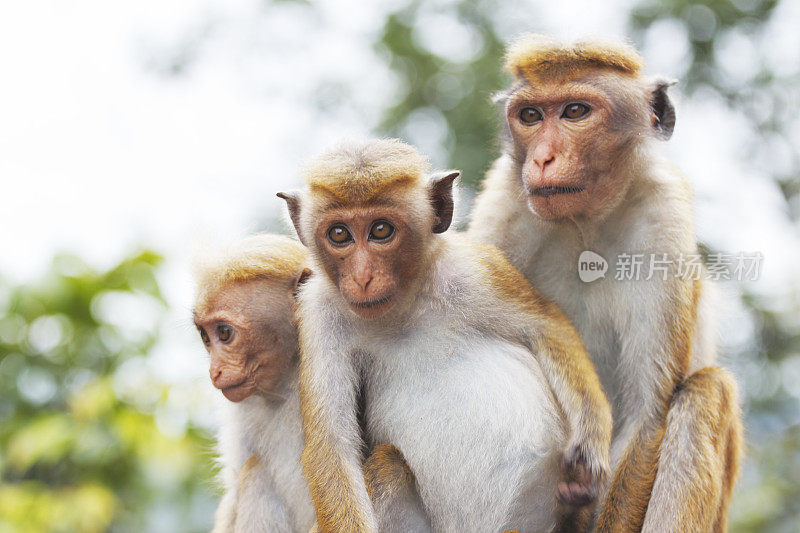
361;324;566;532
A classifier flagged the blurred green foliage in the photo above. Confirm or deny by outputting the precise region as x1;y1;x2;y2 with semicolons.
629;0;800;209
631;0;780;88
375;0;509;186
0;252;216;533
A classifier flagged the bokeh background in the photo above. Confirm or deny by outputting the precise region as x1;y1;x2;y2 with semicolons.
2;0;799;531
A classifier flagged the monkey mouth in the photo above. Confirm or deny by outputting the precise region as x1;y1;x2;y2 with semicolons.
218;379;252;401
214;377;248;392
530;185;585;197
349;295;394;308
220;380;247;391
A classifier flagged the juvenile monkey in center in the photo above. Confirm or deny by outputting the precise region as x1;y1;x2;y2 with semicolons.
468;35;743;531
279;138;613;532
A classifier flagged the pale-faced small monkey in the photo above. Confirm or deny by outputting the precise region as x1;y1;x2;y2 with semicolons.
193;235;421;533
192;234;316;533
468;35;744;532
278;138;613;532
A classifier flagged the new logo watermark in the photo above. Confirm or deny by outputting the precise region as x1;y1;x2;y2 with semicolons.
577;251;763;283
578;251;609;282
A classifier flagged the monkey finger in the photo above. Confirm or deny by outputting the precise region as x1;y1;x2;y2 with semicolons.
556;480;595;507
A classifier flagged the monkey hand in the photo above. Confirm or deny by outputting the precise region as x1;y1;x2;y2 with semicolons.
556;441;609;508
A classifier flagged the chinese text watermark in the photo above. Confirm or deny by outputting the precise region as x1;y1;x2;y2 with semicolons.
578;251;763;283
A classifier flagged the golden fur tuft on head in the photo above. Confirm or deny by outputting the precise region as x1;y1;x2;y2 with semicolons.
302;138;429;204
193;233;308;312
505;34;644;81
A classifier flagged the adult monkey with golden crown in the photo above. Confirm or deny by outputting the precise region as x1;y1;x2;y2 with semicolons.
468;35;743;532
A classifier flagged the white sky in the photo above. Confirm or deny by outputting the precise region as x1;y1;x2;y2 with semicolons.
2;0;799;430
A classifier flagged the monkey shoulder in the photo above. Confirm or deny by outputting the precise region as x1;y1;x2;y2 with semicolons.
436;234;562;332
467;237;552;310
468;155;531;245
476;154;519;195
431;235;505;298
616;164;697;254
295;272;354;331
294;268;331;306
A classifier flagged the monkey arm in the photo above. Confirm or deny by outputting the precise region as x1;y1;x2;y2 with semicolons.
475;243;612;500
364;444;431;533
530;310;613;496
641;366;743;532
213;412;243;533
212;489;237;533
595;276;700;532
232;455;293;533
296;307;376;533
597;367;743;533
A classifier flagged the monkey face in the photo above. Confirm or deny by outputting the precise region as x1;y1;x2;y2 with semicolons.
278;141;458;322
314;206;425;320
194;278;298;402
505;78;648;220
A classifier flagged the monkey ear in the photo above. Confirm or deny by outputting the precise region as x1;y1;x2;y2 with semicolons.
292;268;313;300
277;191;307;246
429;170;460;234
650;78;678;140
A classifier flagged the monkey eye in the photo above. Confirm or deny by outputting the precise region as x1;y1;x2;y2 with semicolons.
518;107;543;124
369;220;394;241
562;103;590;119
217;323;234;343
328;225;353;245
198;326;210;346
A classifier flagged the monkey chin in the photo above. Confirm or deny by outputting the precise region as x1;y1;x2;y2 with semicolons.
219;382;254;403
348;295;395;320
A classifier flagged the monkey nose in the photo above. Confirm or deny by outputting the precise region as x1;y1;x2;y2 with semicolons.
353;273;373;292
532;143;556;170
534;154;555;170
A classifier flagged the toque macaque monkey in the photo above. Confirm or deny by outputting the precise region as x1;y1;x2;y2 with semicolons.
194;234;423;533
193;234;315;533
279;138;613;532
468;34;743;532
